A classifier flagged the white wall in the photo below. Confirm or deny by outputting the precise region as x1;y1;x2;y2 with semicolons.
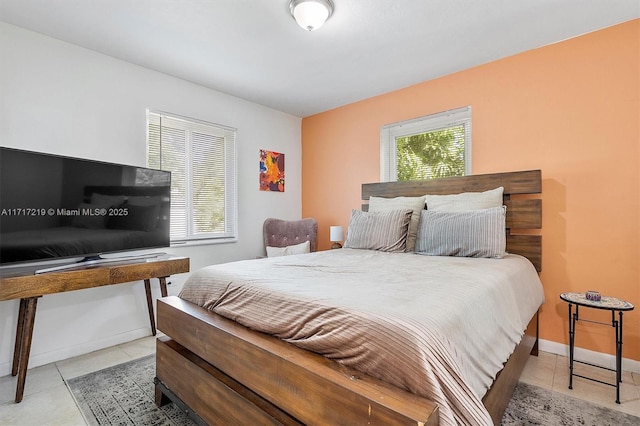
0;23;302;375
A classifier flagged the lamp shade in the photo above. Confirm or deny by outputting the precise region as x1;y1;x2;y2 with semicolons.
289;0;334;31
330;225;343;242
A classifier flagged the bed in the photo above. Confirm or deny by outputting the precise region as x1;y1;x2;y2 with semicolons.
154;169;543;426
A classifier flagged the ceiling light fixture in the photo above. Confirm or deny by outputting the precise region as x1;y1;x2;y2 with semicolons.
289;0;334;32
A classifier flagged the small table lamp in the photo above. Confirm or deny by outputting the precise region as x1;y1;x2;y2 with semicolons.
330;226;343;249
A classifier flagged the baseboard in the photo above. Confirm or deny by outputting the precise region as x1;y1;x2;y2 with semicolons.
0;328;150;377
538;338;640;374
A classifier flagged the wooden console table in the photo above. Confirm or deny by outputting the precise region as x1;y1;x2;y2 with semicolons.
0;255;189;403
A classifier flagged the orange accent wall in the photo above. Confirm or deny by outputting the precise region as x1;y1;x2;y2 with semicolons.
302;20;639;361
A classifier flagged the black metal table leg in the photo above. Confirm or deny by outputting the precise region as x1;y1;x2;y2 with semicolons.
615;311;623;404
568;303;575;390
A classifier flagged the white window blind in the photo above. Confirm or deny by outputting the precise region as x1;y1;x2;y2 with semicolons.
147;111;237;243
380;106;472;182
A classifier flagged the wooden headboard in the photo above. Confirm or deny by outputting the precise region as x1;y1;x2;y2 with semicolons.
361;170;542;271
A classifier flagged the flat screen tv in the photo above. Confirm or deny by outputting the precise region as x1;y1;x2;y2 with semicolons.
0;147;171;271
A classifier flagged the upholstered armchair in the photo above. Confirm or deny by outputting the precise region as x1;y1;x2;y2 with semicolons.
263;218;318;256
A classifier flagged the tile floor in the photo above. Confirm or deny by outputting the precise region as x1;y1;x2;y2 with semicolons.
1;339;639;425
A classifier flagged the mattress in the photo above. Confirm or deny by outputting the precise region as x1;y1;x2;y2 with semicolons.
179;248;544;426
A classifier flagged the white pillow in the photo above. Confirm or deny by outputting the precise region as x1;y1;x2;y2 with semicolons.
368;195;425;252
425;187;503;211
266;240;311;257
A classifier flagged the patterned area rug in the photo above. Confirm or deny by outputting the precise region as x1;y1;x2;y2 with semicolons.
67;355;194;426
67;355;640;426
502;381;640;426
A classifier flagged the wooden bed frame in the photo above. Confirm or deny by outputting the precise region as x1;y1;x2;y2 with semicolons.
155;169;542;426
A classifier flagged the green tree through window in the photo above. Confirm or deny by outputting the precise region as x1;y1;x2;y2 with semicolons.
396;125;466;180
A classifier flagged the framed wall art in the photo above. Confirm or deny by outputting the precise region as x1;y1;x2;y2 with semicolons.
259;149;285;192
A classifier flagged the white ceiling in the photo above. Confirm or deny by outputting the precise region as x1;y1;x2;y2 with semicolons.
1;1;638;117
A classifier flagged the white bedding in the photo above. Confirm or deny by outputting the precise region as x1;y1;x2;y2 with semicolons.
179;248;544;426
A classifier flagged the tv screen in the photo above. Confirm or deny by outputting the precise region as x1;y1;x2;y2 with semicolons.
0;147;171;268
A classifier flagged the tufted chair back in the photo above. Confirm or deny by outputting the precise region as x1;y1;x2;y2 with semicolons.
263;218;318;253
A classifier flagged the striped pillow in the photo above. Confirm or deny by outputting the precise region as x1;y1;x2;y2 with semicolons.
415;206;506;258
368;195;426;252
344;209;412;252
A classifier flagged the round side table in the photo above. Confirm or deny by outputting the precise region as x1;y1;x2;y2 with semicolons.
559;292;634;404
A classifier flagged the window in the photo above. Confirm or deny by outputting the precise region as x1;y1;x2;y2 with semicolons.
380;106;471;182
147;111;237;243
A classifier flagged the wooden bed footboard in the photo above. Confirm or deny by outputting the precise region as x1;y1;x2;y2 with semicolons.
156;296;440;425
155;296;539;426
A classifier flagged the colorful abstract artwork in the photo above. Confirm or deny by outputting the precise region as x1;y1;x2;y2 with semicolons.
259;149;285;192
